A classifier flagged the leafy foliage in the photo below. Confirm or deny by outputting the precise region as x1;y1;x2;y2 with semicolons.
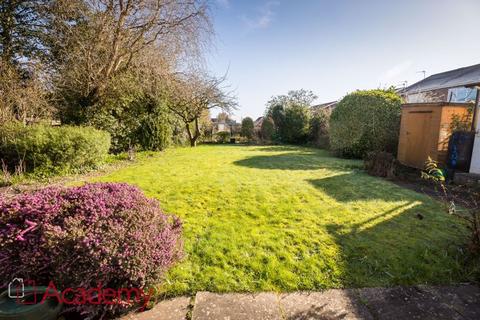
1;0;216;152
449;103;474;133
87;81;172;153
309;108;331;148
215;131;230;143
241;117;254;140
0;123;110;176
282;104;310;143
266;89;317;110
265;90;315;143
260;117;275;142
422;157;480;256
422;156;446;182
0;0;48;64
330;89;402;158
0;183;182;318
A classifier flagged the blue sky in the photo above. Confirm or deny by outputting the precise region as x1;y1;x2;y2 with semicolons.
206;0;480;120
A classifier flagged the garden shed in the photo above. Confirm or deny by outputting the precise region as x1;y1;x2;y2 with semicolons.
397;102;472;169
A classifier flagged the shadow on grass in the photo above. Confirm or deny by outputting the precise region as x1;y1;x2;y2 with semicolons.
307;174;468;287
304;170;470;316
233;153;362;171
232;147;470;317
306;172;415;203
248;145;315;153
324;203;466;288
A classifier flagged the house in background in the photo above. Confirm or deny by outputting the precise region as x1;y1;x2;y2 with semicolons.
401;64;480;104
211;113;240;135
311;101;338;112
397;63;480;177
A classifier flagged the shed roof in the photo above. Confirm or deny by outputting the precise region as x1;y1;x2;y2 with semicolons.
405;63;480;93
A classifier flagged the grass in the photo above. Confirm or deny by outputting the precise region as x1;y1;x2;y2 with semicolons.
90;145;473;295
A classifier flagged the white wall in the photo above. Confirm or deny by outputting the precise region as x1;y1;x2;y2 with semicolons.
470;109;480;174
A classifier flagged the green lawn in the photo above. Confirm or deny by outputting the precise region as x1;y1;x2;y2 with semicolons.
92;145;471;295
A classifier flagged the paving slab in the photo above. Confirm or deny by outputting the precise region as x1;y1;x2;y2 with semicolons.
417;284;480;319
116;284;480;320
279;289;374;320
119;297;190;320
355;285;480;320
192;292;281;320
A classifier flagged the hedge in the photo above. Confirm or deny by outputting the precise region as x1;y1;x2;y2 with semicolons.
0;123;111;176
329;89;402;158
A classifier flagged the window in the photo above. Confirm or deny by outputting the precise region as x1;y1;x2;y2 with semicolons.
448;87;478;103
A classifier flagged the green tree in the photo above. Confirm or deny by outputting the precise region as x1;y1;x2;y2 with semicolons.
309;108;331;148
268;104;285;138
241;117;254;140
282;104;310;143
0;0;48;64
260;116;275;142
265;89;316;143
266;89;317;111
329;89;402;158
86;72;172;153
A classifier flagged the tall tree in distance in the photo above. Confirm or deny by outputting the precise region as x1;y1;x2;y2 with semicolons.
0;0;49;64
241;117;254;140
265;89;317;143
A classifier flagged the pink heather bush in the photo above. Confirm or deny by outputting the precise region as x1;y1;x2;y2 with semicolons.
0;183;182;318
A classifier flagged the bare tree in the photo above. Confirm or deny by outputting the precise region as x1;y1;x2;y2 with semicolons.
0;61;52;125
50;0;212;120
166;73;237;147
0;1;52;124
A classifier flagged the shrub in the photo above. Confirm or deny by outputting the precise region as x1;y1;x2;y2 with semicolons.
329;89;402;158
0;183;182;318
0;123;110;176
215;131;230;143
136;106;172;151
260;117;275;142
241;117;254;140
88;95;172;153
364;151;397;178
309;108;331;148
266;104;310;144
282;104;310;143
265;90;316;144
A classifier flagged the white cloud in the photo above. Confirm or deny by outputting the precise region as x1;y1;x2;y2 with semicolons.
383;60;413;80
242;1;280;30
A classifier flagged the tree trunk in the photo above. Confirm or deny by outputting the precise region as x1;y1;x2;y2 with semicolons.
185;121;197;147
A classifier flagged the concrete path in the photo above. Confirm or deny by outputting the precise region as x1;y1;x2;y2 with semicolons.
120;284;480;320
